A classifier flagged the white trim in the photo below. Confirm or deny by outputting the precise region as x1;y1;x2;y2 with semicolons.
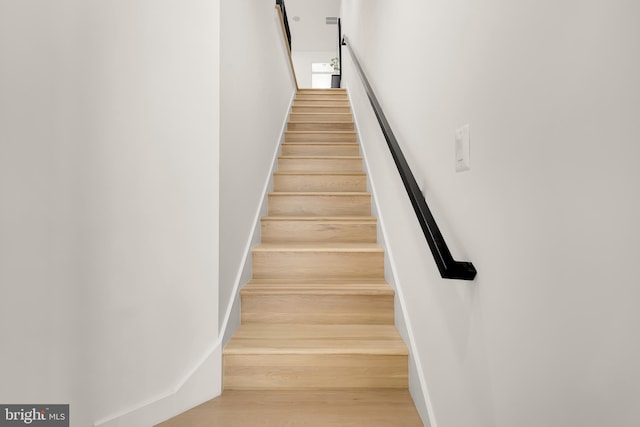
94;90;296;427
93;349;222;427
217;88;296;341
346;84;438;427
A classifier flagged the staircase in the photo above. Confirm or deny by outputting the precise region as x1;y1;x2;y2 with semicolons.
158;89;423;426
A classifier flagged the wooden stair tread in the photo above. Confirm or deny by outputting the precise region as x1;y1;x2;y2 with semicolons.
282;142;359;145
253;242;382;252
291;107;352;112
288;122;355;131
260;215;377;244
289;120;353;124
269;191;369;196
285;131;357;142
282;141;360;147
279;155;361;159
290;111;351;114
286;130;356;134
292;102;349;105
292;102;348;105
268;193;371;217
274;171;365;176
280;143;360;156
295;98;348;100
290;113;353;117
293;103;349;105
261;215;375;221
242;278;389;286
297;88;346;91
242;280;393;296
225;324;408;356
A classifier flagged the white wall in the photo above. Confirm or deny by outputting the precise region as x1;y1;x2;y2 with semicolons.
0;1;221;426
0;0;82;420
286;0;341;52
292;51;338;88
341;1;640;426
219;0;296;332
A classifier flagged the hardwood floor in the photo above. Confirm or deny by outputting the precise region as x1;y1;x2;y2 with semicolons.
156;390;423;427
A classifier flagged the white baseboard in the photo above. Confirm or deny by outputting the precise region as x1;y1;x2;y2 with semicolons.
346;83;436;427
218;87;296;345
94;347;222;427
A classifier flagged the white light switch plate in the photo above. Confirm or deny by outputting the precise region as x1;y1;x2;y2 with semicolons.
455;124;470;172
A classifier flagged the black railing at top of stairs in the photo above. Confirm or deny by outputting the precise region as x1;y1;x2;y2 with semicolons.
275;0;292;51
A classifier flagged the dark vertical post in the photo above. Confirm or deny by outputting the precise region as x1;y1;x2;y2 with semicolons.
338;18;343;86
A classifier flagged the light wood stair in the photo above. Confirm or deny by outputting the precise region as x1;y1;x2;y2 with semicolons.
224;324;407;389
288;121;355;131
252;243;384;280
281;143;360;156
285;130;357;142
295;94;349;101
240;279;393;324
226;86;414;390
158;88;423;426
278;155;362;172
268;192;371;216
292;105;352;114
261;216;376;243
273;171;366;191
290;112;353;122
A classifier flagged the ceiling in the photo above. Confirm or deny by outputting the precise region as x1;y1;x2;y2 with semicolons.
285;0;341;52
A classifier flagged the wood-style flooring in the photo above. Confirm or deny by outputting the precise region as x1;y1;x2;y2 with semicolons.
156;390;423;427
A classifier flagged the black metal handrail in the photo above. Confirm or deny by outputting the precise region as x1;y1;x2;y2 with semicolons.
275;0;292;51
342;36;477;281
338;19;343;84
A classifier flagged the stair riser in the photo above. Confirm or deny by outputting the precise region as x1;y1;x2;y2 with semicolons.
297;89;346;94
261;220;376;243
273;174;366;192
296;95;349;101
268;194;371;216
290;113;353;122
252;250;384;280
285;132;357;143
294;100;350;107
224;354;408;390
278;158;362;172
292;106;351;114
281;144;359;156
288;122;354;131
241;294;394;324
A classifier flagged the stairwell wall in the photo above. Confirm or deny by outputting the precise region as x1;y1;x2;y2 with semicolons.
1;1;221;426
0;1;83;422
341;1;640;427
219;0;297;333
